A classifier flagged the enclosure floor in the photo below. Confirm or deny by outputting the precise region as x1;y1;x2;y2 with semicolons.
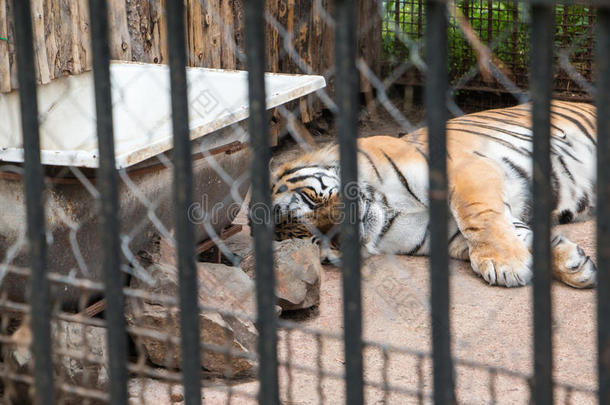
183;220;596;405
129;110;599;403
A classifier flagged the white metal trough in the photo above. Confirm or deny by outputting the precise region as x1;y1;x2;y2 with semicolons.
0;62;326;168
0;62;326;306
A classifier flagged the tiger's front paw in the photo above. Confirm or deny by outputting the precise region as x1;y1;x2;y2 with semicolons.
469;244;533;287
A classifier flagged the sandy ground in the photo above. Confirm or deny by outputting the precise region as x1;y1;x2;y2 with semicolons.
187;220;597;405
130;108;599;404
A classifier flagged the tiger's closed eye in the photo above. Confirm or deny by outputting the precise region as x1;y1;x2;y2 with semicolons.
276;185;288;193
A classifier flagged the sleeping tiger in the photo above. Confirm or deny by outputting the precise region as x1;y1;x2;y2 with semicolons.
270;100;597;288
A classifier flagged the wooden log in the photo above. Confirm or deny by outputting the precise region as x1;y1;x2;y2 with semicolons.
232;0;246;70
187;0;205;66
203;0;222;68
43;0;59;81
68;0;83;74
220;0;236;69
107;0;131;61
126;0;153;63
7;0;18;90
0;0;11;92
77;0;91;69
31;0;51;83
357;0;381;77
265;0;279;73
149;0;167;64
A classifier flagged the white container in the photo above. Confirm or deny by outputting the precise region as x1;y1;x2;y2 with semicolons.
0;62;326;168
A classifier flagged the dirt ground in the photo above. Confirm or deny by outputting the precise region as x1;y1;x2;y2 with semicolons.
199;220;597;404
130;107;599;404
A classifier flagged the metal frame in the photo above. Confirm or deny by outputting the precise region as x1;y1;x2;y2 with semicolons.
335;2;364;404
165;1;203;404
425;1;456;403
89;0;129;404
244;1;280;404
12;1;54;403
530;3;555;404
8;0;609;403
596;6;610;405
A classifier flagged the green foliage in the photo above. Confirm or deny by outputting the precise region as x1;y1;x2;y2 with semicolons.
382;1;595;83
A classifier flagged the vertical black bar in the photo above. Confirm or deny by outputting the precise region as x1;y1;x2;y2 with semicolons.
88;1;128;404
425;1;455;404
165;2;202;405
530;3;554;405
244;1;280;404
597;7;610;405
12;1;55;403
335;2;363;405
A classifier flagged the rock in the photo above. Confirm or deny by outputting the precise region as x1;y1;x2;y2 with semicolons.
128;376;185;404
126;262;258;376
240;239;321;311
8;317;109;400
136;232;177;268
222;226;254;260
55;321;109;391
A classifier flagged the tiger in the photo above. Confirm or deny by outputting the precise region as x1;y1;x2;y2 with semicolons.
270;100;598;288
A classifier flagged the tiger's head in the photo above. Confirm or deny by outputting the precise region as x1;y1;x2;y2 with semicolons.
268;148;342;241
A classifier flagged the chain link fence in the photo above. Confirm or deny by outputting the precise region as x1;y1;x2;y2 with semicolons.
0;0;608;404
382;0;597;107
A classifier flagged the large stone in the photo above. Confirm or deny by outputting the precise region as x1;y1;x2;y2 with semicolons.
126;262;258;376
221;226;253;261
8;317;109;401
240;239;321;311
128;376;185;404
55;321;109;390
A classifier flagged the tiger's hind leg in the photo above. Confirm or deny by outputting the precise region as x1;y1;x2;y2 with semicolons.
507;221;597;288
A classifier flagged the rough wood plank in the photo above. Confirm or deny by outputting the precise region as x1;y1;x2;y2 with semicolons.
77;0;91;69
31;0;51;83
232;0;245;69
204;0;222;68
357;0;381;77
126;0;153;63
108;0;131;61
43;0;59;81
187;0;205;66
7;0;18;90
0;0;11;92
150;0;167;64
265;0;279;72
68;0;82;74
47;0;85;77
0;0;373;117
220;0;236;69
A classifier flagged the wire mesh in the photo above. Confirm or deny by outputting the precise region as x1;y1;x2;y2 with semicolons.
381;0;597;104
0;0;605;404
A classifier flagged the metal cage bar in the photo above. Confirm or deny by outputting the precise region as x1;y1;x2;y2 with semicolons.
88;0;128;403
12;1;55;403
244;1;280;404
165;1;203;404
335;1;364;405
530;3;555;404
597;6;610;405
425;1;455;404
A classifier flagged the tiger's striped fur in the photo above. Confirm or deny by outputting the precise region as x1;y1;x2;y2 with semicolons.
271;100;597;288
